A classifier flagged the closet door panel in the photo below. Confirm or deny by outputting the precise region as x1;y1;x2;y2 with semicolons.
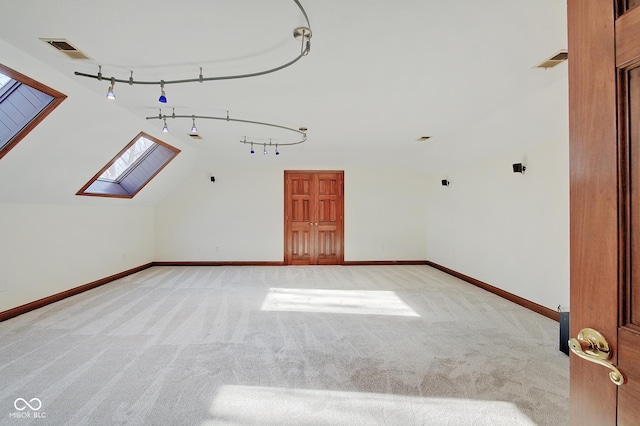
285;171;343;265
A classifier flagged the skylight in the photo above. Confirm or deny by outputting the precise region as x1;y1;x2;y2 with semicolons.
77;132;180;198
98;135;155;182
0;64;66;160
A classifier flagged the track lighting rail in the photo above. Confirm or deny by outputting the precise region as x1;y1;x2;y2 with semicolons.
74;50;309;86
74;0;311;92
146;110;308;147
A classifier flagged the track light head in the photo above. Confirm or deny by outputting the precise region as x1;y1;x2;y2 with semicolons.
190;116;198;134
158;81;167;103
106;78;115;100
162;118;169;133
250;142;255;154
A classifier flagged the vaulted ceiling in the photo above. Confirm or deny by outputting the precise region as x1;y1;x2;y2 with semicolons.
0;0;567;204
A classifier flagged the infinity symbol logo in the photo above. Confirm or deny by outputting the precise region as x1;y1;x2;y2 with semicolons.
14;398;42;411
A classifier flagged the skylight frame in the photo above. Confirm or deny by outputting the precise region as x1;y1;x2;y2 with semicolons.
0;63;67;161
76;131;180;199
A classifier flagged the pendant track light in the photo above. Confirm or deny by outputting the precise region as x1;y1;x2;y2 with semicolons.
106;77;115;100
162;118;169;133
190;116;198;134
158;80;167;103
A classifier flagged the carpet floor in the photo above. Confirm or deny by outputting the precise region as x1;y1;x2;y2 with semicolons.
0;265;569;425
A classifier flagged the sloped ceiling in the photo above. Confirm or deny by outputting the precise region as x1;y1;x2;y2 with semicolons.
0;0;567;205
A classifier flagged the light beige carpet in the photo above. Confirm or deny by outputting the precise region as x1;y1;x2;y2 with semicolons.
0;265;568;425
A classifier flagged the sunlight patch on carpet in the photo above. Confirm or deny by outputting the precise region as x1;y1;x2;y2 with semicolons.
203;385;536;426
260;288;420;317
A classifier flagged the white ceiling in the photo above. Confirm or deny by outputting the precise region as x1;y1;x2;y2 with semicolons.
0;0;567;202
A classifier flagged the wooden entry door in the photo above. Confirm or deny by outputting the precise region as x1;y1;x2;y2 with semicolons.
568;1;640;424
284;171;344;265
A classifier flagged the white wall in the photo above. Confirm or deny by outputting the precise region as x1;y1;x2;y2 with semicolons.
0;203;155;312
0;39;195;313
154;161;429;262
155;165;285;261
344;167;428;261
425;78;570;311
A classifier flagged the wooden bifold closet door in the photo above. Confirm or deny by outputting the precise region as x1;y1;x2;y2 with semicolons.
284;171;344;265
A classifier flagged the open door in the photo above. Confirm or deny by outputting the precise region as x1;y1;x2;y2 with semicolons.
569;1;640;424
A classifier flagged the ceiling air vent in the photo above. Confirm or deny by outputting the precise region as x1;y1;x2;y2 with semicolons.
535;50;568;69
188;134;203;139
40;38;91;60
416;136;431;142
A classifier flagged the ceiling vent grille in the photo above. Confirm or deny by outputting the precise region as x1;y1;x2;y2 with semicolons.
188;134;203;139
535;50;568;69
40;38;91;60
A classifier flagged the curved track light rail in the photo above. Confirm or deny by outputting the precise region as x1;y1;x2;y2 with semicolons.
74;0;311;88
146;110;308;147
